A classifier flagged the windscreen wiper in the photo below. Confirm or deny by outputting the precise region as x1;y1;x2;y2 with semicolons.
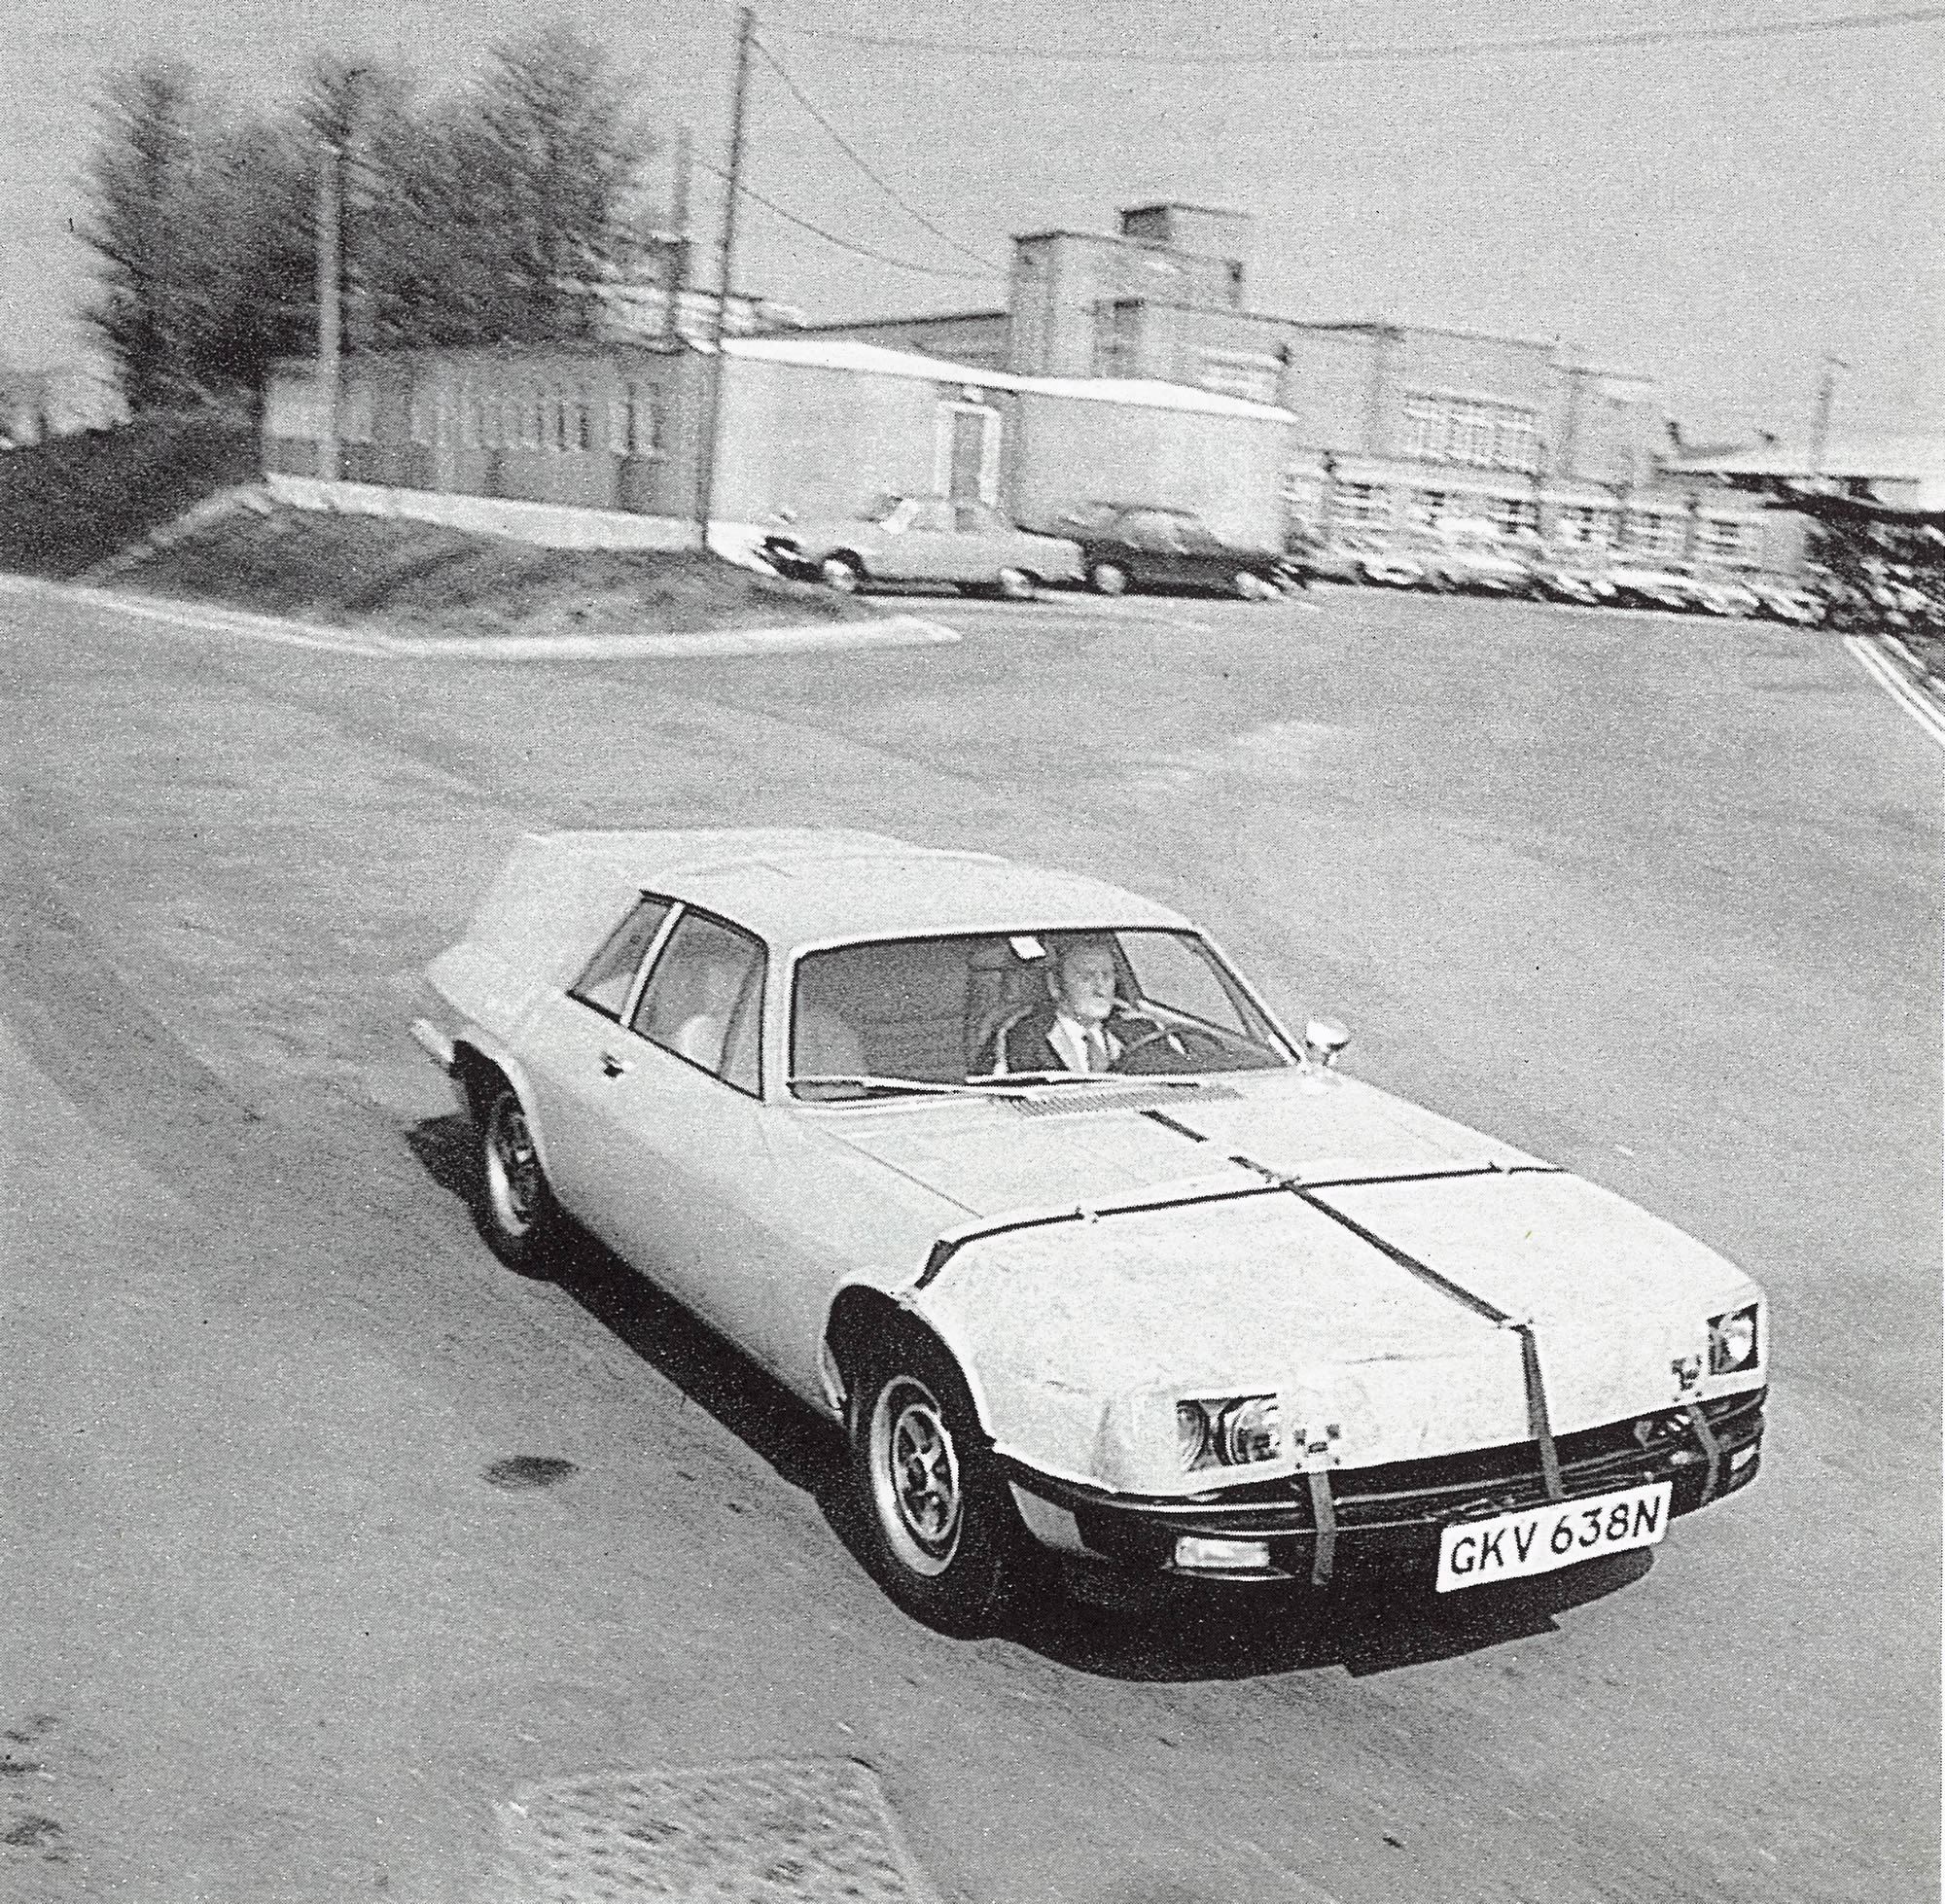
790;1074;1035;1101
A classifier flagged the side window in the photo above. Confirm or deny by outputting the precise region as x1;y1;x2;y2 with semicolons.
908;499;954;533
570;897;674;1019
632;911;766;1095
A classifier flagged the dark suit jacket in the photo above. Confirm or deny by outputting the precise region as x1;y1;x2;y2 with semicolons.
989;1005;1123;1075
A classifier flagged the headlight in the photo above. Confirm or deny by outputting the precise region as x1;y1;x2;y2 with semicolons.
1176;1395;1281;1472
1708;1304;1759;1374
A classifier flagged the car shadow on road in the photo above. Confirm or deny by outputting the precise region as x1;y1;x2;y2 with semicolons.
1010;1548;1656;1682
408;1110;1662;1684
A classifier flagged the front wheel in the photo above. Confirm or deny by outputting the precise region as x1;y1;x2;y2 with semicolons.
821;554;864;594
848;1327;1033;1632
1234;570;1277;601
994;566;1037;601
477;1081;563;1275
1088;561;1129;596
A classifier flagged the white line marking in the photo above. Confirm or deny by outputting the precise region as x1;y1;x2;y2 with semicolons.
1843;635;1945;755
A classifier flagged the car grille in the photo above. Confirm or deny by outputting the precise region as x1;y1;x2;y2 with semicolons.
1010;1081;1240;1118
1033;1389;1767;1566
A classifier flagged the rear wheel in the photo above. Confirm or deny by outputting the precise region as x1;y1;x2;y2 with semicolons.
1234;570;1275;600
1089;561;1129;596
821;554;864;594
847;1324;1033;1632
477;1081;562;1276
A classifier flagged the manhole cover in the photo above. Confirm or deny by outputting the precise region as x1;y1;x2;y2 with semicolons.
484;1458;580;1491
498;1759;940;1903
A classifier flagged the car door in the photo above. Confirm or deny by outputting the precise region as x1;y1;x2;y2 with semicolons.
1120;509;1188;587
516;892;679;1234
892;497;959;582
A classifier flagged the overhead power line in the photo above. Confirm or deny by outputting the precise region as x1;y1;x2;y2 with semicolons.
766;5;1945;66
691;156;1004;281
752;36;1006;273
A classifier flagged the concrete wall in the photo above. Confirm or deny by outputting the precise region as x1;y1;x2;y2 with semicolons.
1008;394;1294;549
711;356;1006;525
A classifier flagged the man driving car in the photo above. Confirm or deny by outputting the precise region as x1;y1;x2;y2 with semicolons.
986;935;1128;1075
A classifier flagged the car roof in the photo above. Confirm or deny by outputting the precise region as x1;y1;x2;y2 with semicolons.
533;829;1190;948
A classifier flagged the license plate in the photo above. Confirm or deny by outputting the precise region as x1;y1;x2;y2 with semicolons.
1435;1481;1672;1592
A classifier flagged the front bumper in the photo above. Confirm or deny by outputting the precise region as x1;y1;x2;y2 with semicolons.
1003;1387;1765;1587
759;539;823;582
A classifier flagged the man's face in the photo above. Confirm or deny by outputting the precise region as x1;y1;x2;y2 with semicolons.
1051;944;1116;1024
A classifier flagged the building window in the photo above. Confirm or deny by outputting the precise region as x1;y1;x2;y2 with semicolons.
1697;517;1758;564
1490;496;1539;537
1626;511;1683;555
1400;488;1447;530
1554;505;1616;548
1400;394;1538;473
1199;349;1280;405
1094;300;1141;377
575;385;593;451
1331;481;1387;526
340;385;375;445
408;387;437;446
611;382;662;456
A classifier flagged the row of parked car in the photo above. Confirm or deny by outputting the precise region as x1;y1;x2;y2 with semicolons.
1300;524;1826;625
756;491;1828;625
760;495;1302;601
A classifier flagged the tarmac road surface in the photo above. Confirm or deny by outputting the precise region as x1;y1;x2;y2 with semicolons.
3;581;1937;1903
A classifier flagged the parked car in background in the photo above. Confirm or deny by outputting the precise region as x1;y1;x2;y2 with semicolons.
760;495;1082;600
413;828;1769;1632
1054;503;1300;599
1528;549;1619;608
1413;521;1536;597
1302;529;1427;590
1606;557;1705;613
1684;571;1762;618
1750;581;1825;626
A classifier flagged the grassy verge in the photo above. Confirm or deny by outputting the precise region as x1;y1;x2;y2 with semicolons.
105;505;872;637
0;416;260;579
1;415;874;635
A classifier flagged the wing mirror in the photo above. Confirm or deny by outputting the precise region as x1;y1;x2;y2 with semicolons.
1304;1017;1351;1069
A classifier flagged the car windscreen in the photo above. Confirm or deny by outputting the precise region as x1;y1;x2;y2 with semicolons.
789;929;1295;1101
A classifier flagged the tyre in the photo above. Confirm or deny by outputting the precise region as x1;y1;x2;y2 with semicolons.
1234;570;1274;600
821;554;865;594
847;1324;1034;1632
995;566;1037;602
1088;561;1129;596
477;1080;562;1275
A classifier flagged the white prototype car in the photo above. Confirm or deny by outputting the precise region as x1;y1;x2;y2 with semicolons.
412;829;1767;1630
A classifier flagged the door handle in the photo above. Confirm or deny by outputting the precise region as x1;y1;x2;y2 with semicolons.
599;1052;630;1078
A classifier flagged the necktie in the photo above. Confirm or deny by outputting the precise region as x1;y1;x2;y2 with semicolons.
1084;1026;1109;1073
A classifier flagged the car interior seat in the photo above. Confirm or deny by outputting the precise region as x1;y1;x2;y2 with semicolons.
796;941;970;1083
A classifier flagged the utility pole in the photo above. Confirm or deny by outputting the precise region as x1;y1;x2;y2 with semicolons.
316;128;341;483
314;71;364;485
695;5;755;549
1809;355;1847;476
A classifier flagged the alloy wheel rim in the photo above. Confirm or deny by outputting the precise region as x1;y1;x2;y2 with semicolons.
870;1375;962;1575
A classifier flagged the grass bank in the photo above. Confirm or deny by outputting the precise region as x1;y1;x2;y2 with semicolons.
109;503;871;639
0;416;258;578
1;417;871;636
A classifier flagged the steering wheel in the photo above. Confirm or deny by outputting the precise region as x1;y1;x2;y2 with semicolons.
1110;1018;1228;1075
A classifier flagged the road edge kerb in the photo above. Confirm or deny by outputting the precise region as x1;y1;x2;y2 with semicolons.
0;572;960;660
